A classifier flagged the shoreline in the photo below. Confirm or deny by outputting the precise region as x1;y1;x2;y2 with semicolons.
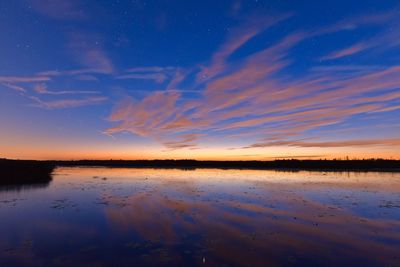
54;159;400;172
1;158;400;186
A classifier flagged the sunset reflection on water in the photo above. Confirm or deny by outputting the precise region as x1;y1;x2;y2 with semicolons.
0;168;399;266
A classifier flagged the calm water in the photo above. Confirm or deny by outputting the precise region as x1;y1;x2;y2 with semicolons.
0;168;400;267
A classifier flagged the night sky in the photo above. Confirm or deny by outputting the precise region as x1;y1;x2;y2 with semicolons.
1;0;399;160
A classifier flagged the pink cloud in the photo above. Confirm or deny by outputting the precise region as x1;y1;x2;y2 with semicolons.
1;83;26;92
310;10;396;36
0;76;50;83
119;66;177;84
73;74;99;81
197;14;291;82
29;96;107;109
106;14;400;150
67;33;114;74
161;133;203;150
33;83;99;95
248;138;400;148
106;92;183;137
126;66;175;73
322;43;369;60
116;73;167;83
166;69;186;91
27;0;86;20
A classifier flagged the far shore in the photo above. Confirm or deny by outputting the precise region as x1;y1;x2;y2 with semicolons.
53;159;400;172
1;158;400;185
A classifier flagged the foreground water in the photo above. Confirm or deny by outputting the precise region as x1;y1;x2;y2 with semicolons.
0;168;399;266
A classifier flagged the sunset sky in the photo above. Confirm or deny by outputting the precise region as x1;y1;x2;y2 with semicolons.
1;0;400;160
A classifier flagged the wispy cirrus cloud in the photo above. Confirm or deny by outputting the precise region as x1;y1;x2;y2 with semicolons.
1;74;106;109
27;0;86;20
35;69;103;84
318;11;400;62
1;75;107;110
106;11;400;150
310;9;397;36
73;74;99;81
117;73;168;83
117;66;176;83
67;32;114;74
29;95;107;109
310;65;384;73
246;138;400;148
107;91;184;137
37;68;108;77
126;66;175;73
0;75;50;83
161;133;203;150
1;83;26;92
34;83;99;95
321;42;369;60
197;14;291;82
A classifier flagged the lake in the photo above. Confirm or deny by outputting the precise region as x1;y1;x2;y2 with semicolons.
0;167;399;266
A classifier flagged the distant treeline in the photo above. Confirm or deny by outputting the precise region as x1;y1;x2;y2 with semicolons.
1;158;400;185
53;159;400;171
0;159;55;185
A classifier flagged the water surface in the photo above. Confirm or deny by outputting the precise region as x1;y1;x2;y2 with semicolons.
1;167;400;266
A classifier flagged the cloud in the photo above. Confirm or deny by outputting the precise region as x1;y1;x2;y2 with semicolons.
0;76;50;83
81;50;114;74
106;92;183;137
310;9;396;36
229;1;242;16
106;28;306;148
1;83;26;92
116;73;167;83
321;43;369;60
67;33;114;74
29;96;107;109
27;0;86;20
1;72;105;111
33;83;99;95
37;69;108;76
126;66;175;73
197;14;291;82
73;74;99;81
247;138;400;148
118;66;176;84
161;133;203;150
105;12;400;150
317;11;400;60
35;69;106;83
310;65;384;73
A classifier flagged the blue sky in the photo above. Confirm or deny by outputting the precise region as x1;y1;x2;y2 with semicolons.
1;0;400;160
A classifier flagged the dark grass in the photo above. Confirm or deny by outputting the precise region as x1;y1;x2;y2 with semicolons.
0;159;55;186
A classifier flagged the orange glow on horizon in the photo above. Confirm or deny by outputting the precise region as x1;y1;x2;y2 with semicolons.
1;144;399;161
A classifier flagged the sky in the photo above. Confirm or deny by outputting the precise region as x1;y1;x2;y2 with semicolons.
1;0;400;160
